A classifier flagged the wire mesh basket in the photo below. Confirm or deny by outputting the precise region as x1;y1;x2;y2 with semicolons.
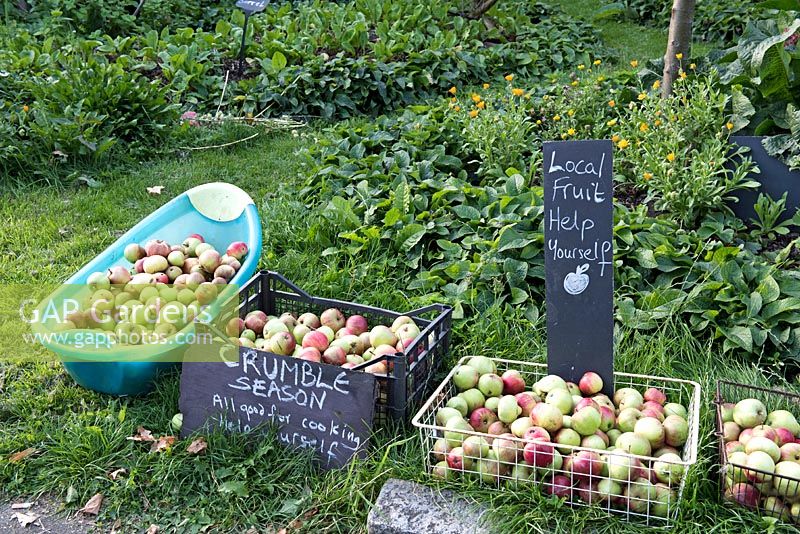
233;271;452;425
412;357;701;526
715;380;800;524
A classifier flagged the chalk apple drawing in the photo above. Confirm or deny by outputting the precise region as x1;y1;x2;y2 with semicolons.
563;264;590;295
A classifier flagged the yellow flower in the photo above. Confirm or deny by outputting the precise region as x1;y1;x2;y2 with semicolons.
617;139;630;149
469;109;478;118
608;100;616;107
638;92;647;101
679;71;687;80
597;75;606;82
643;172;653;181
571;80;579;86
524;93;531;99
630;60;639;68
512;88;524;97
606;118;617;127
561;133;568;139
611;134;620;143
654;119;662;127
726;122;734;131
593;59;601;66
676;53;683;60
690;63;696;70
477;100;485;109
505;74;514;82
454;105;461;112
666;152;676;162
567;128;576;136
450;97;457;103
22;105;29;112
639;122;649;132
567;109;575;117
578;64;586;70
536;119;542;125
553;115;561;121
652;80;661;90
483;83;490;89
471;93;481;103
448;86;457;95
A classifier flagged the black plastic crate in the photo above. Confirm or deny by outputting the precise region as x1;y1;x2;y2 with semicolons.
233;271;452;425
715;380;800;524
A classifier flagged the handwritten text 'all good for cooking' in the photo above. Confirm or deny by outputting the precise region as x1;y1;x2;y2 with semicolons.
547;150;612;277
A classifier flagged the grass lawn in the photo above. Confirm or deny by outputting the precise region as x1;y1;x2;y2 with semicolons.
0;8;796;534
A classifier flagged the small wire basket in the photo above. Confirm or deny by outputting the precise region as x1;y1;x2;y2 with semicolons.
412;357;701;526
715;380;800;524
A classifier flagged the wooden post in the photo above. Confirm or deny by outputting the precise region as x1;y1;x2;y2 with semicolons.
662;0;695;98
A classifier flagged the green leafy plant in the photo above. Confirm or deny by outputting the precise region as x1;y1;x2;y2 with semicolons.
749;192;800;240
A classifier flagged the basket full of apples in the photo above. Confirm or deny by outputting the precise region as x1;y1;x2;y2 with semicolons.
715;380;800;524
221;271;452;424
412;357;701;526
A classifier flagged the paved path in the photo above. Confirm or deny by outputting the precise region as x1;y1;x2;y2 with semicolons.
0;497;93;533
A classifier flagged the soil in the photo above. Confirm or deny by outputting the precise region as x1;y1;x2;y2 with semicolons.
762;230;800;261
0;497;93;534
614;183;661;216
220;58;259;82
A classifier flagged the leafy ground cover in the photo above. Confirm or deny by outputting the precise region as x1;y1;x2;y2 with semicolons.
3;1;800;533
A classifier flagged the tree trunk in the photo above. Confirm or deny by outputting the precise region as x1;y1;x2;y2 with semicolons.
470;0;499;19
661;0;695;98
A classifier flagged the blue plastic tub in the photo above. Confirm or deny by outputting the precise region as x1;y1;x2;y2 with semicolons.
35;182;262;396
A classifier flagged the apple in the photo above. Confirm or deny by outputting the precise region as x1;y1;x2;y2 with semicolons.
618;390;644;411
722;421;741;443
515;392;538;417
775;427;795;446
663;403;688;419
436;407;463;427
510;416;534;438
576;480;599;504
641;408;665;422
725;482;760;508
507;463;532;488
318;325;336;342
444;417;473;447
606;428;621;445
302;331;329;352
617;408;643;433
462;435;490;460
531;402;563;433
781;442;800;463
744;450;775;483
634;417;665;449
773;461;800;498
643;387;667;406
746;436;781;463
459;389;486;413
522;437;554;468
466;356;496;376
625;478;656;513
432;461;452;480
571;407;601;437
446;396;469;417
573;397;599;413
767;410;800;437
751;425;778;443
598;406;615;432
615;432;651;457
536;449;563;476
501;370;525;395
484;397;500;413
653;453;684;485
478;373;504;398
592;394;615;411
613;387;640;406
651;484;675;517
453;364;479;391
581;434;606;450
446;446;473;471
495;395;521;424
597;478;623;505
733;398;767;429
533;374;568;397
568;450;602;482
565;382;580;396
469;407;498;433
477;454;503;484
544;474;573;498
486;421;510;444
492;433;521;464
545;388;573;415
431;438;451;462
725;441;745;456
643;401;666;415
662;415;689;447
578;372;603;396
739;428;754;446
763;496;791;521
606;454;643;482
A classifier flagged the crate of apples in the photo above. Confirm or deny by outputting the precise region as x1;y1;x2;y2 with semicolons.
717;380;800;524
413;357;701;525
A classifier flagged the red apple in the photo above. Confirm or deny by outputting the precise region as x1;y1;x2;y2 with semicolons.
568;450;602;482
515;392;538;417
775;427;795;447
523;437;554;467
501;369;526;395
578;372;603;396
544;474;573;498
574;397;599;413
469;407;498;433
643;387;667;406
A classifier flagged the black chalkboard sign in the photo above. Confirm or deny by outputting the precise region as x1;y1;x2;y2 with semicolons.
543;140;614;396
235;0;268;14
728;136;800;226
179;346;377;469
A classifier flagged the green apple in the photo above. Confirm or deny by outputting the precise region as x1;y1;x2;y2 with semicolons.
615;432;651;457
572;406;601;436
478;373;504;398
497;395;521;423
444;417;473;447
634;417;665;449
453;364;480;391
664;403;688;419
746;436;781;463
733;398;767;429
774;461;800;498
446;396;469;417
459;388;486;413
653;453;684;485
462;435;490;459
745;450;775;483
484;396;500;413
767;410;800;437
466;356;496;376
436;407;463;427
533;374;567;397
546;388;573;415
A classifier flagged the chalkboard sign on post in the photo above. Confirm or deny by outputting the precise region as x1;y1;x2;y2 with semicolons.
543;140;614;396
180;344;377;469
234;0;268;74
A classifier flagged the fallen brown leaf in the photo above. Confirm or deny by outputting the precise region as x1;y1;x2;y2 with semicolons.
109;468;127;480
11;502;33;510
150;435;176;453
146;185;165;196
110;518;122;534
9;447;35;463
79;493;103;516
127;426;156;442
13;512;39;527
186;437;207;455
145;525;160;534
